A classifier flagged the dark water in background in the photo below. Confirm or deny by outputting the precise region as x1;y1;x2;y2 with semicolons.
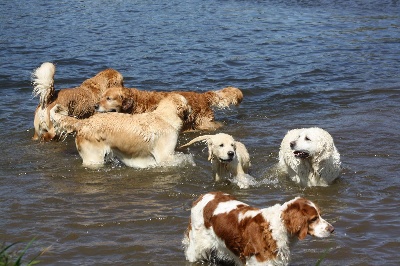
0;0;399;265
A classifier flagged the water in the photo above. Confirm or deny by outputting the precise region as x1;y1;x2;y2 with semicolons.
1;0;399;265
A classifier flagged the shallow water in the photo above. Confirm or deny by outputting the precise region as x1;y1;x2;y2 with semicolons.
0;0;399;265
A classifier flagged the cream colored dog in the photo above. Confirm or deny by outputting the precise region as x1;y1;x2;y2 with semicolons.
50;94;191;168
180;133;252;188
278;127;341;186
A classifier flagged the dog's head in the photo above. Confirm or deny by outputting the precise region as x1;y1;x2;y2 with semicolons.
158;94;192;121
289;127;334;160
95;86;133;113
179;133;238;163
81;68;124;92
206;133;237;162
282;197;334;240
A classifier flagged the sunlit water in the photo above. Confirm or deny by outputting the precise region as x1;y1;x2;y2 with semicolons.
0;0;399;265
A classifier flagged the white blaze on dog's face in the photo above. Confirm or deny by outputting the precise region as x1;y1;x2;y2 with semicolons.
208;134;236;162
289;128;321;159
283;197;335;240
305;201;335;238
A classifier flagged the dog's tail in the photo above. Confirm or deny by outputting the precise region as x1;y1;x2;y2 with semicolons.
207;86;243;109
32;62;56;108
50;104;80;138
179;135;212;149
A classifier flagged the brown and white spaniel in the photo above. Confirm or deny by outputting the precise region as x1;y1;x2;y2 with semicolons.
183;192;334;265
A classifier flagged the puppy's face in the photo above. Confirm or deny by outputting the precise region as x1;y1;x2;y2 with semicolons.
289;129;322;159
209;134;236;162
96;87;128;113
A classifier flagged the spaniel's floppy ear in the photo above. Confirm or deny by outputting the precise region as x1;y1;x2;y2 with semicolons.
297;218;309;240
282;199;309;240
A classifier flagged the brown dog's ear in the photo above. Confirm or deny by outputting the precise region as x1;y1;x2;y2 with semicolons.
282;199;309;240
121;97;134;112
297;220;309;240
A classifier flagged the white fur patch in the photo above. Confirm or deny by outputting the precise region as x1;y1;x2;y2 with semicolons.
213;200;248;216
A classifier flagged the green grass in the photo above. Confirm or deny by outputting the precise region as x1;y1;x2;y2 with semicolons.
315;246;334;266
0;238;46;266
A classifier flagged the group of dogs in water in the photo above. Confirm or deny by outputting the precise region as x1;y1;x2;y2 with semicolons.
32;62;341;265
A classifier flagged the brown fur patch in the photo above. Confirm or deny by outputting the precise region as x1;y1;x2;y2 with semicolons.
200;192;278;263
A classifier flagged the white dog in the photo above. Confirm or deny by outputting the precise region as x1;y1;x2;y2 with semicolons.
50;94;191;168
180;133;252;188
278;127;341;186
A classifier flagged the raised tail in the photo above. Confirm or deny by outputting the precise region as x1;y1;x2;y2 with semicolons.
179;135;212;149
32;62;56;108
208;86;243;109
50;104;80;138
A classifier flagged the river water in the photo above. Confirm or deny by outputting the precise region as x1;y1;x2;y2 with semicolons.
0;0;399;265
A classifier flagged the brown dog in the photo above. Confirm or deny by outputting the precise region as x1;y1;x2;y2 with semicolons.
95;86;243;132
32;62;124;141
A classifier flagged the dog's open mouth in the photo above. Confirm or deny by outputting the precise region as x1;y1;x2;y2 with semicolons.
98;109;117;113
219;157;233;163
293;151;310;158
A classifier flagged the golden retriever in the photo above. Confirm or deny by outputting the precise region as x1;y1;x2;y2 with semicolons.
50;94;191;168
180;133;253;188
278;127;341;186
95;86;243;132
32;62;124;141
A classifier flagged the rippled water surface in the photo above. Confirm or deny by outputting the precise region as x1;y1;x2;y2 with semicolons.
0;0;399;265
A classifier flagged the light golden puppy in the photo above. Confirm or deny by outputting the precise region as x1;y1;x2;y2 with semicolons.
95;86;243;132
32;62;124;141
50;94;191;168
180;133;253;188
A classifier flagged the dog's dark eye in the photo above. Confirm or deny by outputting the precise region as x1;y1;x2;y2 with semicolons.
310;216;319;222
305;136;311;141
106;97;111;101
220;144;224;147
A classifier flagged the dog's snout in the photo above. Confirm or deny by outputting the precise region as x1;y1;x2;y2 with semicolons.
227;151;234;158
290;141;296;148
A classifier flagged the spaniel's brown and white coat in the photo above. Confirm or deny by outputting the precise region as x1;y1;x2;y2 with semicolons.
183;192;334;265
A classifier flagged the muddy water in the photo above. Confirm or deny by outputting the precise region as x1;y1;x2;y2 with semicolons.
0;0;399;265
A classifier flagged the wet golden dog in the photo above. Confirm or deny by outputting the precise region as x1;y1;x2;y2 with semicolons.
32;62;124;141
50;94;191;168
95;86;243;132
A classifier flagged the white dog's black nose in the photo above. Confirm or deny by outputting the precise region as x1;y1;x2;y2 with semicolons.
227;151;234;158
